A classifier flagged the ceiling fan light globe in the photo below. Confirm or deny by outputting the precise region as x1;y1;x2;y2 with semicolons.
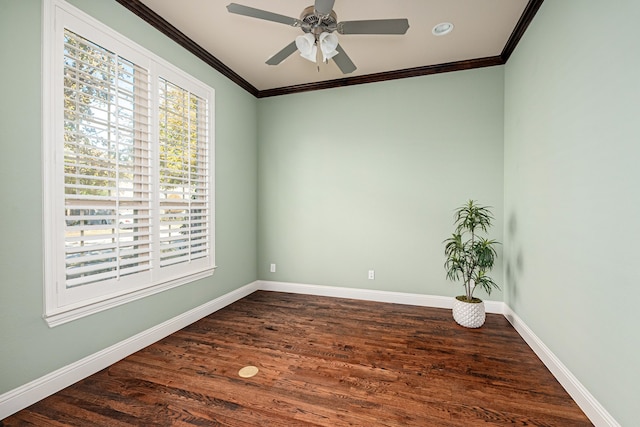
319;32;339;62
295;33;317;62
300;46;318;62
319;32;338;50
295;33;315;53
300;45;318;62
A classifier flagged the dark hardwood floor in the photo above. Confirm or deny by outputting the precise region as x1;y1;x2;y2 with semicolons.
2;291;592;426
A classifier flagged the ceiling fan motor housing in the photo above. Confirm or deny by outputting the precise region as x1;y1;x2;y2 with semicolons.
300;5;338;35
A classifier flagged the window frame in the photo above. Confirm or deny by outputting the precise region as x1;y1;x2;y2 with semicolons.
42;0;216;327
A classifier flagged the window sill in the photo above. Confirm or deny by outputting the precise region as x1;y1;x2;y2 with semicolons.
43;267;216;327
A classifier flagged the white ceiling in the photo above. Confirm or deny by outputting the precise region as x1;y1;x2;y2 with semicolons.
136;0;532;93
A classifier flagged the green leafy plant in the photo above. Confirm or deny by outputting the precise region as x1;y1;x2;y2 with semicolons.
444;200;500;302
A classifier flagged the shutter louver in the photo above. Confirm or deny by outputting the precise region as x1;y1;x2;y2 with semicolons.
63;30;152;288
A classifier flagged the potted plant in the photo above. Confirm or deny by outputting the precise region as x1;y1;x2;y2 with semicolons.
444;200;499;328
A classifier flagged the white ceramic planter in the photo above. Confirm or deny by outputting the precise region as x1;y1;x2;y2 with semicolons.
452;296;486;328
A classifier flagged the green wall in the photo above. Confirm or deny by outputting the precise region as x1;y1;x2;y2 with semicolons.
0;0;258;393
504;1;639;425
257;68;505;298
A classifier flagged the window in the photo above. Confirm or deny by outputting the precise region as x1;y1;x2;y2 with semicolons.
43;0;215;326
158;78;210;268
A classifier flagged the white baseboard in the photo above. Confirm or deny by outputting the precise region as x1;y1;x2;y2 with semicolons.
257;280;505;313
1;280;620;427
503;306;620;427
0;281;259;420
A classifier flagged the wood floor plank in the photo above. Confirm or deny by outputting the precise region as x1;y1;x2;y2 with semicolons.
1;291;593;426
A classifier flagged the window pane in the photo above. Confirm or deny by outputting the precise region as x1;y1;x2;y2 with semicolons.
63;30;152;288
158;78;210;267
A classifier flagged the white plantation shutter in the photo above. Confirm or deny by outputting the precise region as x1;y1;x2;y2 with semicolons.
158;79;210;268
43;1;215;325
63;29;152;288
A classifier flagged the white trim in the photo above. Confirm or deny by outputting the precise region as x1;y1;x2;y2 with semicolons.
0;281;259;420
503;306;621;427
257;280;505;314
1;280;620;426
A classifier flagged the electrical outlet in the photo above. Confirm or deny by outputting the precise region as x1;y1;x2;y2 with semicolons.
270;263;276;273
368;270;375;280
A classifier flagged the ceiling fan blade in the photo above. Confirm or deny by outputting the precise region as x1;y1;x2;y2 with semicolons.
333;44;356;74
338;18;410;35
314;0;335;15
227;3;299;26
265;41;298;65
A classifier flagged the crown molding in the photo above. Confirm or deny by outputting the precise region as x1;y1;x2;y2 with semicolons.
257;56;505;98
501;0;545;62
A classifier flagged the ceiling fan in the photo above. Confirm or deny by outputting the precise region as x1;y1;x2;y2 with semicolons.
226;0;410;74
